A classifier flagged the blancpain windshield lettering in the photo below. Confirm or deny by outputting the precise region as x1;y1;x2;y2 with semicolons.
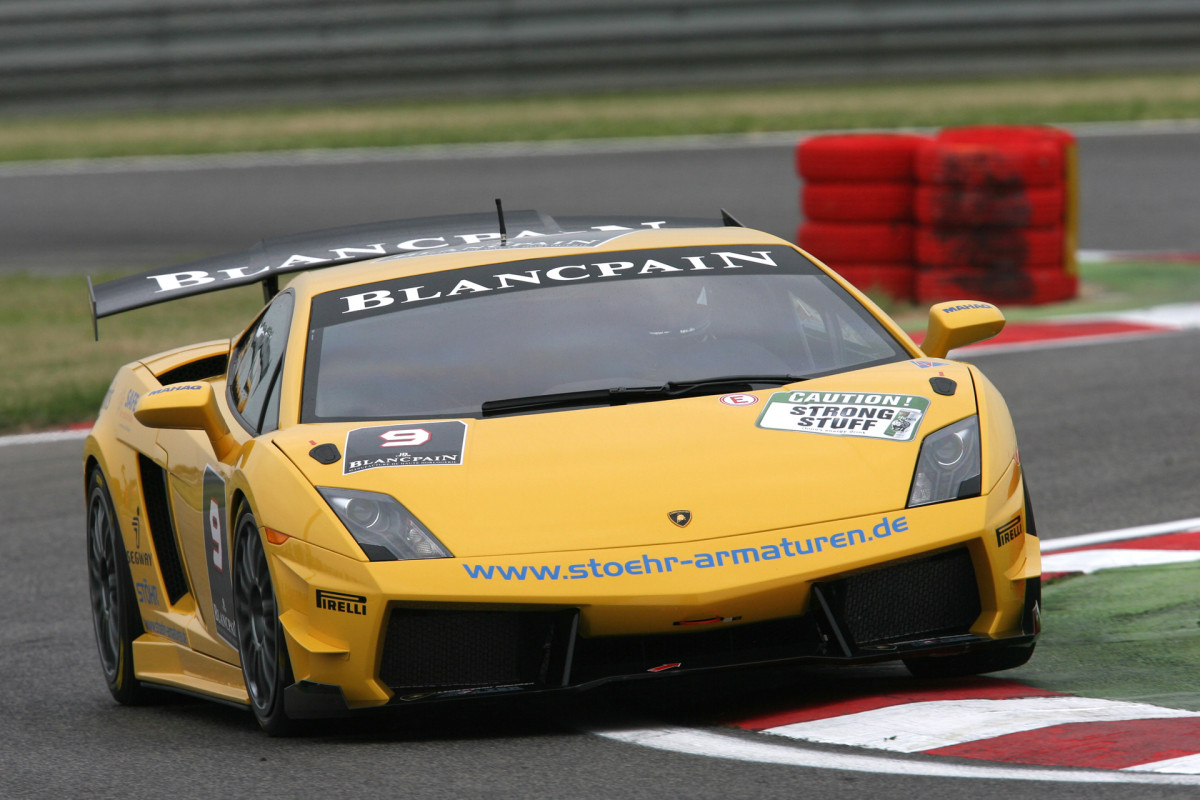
339;250;779;314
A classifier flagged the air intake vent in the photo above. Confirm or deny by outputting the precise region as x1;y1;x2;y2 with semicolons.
819;547;980;648
138;454;190;605
379;608;570;693
157;354;228;386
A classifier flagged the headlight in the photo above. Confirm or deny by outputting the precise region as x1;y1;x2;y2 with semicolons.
318;487;452;561
907;416;982;507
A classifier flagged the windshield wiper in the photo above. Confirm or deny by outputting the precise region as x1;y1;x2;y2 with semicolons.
480;374;803;417
659;374;805;393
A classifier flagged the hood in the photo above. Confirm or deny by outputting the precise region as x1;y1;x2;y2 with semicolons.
274;360;978;558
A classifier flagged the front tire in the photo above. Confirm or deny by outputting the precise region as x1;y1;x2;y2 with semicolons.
233;508;298;735
86;468;153;705
903;642;1036;679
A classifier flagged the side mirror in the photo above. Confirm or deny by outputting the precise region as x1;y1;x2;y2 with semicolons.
135;382;241;462
922;301;1006;359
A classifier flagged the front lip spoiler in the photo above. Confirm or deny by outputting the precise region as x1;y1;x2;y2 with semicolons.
380;630;1041;705
280;630;1038;719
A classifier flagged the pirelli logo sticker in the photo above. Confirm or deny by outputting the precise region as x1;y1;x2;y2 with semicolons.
996;516;1024;547
756;391;929;441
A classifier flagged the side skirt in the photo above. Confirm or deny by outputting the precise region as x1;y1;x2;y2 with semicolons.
132;635;249;706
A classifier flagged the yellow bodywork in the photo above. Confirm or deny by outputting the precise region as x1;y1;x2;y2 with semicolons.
84;227;1037;711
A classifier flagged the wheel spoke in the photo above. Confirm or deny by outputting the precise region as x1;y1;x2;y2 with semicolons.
235;515;283;716
86;483;122;678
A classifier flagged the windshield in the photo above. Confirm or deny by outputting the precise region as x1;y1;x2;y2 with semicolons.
301;244;910;421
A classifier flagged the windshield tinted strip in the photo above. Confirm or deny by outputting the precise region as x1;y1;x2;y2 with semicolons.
308;246;819;329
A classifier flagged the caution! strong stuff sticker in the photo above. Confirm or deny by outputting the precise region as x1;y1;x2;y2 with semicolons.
756;391;929;441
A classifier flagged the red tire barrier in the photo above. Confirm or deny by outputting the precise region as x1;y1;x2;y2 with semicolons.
938;125;1076;150
915;139;1064;189
829;265;915;300
803;182;914;223
915;267;1078;306
915;185;1064;227
796;133;928;182
915;226;1064;270
798;222;913;264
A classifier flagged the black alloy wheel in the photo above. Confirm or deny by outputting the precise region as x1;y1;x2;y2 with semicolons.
86;468;152;704
233;508;298;735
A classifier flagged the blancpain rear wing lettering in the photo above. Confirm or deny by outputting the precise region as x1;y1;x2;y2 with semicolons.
86;211;731;338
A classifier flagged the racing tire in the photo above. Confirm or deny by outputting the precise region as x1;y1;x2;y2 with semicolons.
234;508;301;736
915;139;1064;189
796;133;927;182
797;222;914;264
938;125;1076;150
914;267;1077;306
914;185;1064;227
802;182;914;223
831;265;915;301
903;642;1036;679
915;226;1065;270
87;468;155;705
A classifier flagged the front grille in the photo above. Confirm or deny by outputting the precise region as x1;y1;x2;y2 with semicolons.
819;547;981;647
379;608;571;693
379;549;983;697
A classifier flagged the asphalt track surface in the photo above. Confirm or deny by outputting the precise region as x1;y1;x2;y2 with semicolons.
4;121;1200;272
3;125;1200;798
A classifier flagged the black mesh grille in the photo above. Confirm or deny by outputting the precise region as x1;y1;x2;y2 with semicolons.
822;547;980;647
137;454;190;605
156;354;228;386
379;608;567;692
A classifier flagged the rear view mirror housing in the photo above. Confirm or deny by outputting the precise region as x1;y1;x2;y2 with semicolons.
134;382;241;462
922;301;1006;359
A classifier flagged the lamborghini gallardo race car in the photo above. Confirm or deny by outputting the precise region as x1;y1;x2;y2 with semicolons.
84;210;1040;734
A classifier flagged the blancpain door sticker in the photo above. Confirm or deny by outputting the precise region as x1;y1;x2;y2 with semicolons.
756;391;929;441
343;421;467;474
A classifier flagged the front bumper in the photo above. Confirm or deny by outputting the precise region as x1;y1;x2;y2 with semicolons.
267;477;1039;718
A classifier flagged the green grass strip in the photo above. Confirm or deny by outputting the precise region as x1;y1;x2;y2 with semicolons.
5;71;1200;162
3;260;1198;433
1011;561;1200;710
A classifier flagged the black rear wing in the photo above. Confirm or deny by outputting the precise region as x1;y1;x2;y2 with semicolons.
87;209;743;338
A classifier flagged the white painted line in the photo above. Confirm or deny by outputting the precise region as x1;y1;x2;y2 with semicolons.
595;726;1200;785
0;131;807;177
0;428;90;448
956;328;1185;357
1042;549;1200;574
1125;754;1200;774
760;696;1200;754
4;118;1198;178
1041;517;1200;552
1058;302;1200;329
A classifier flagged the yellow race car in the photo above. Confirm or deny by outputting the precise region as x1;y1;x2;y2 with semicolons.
84;210;1040;734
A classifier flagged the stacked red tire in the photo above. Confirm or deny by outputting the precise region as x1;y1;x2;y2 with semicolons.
913;126;1078;305
796;134;927;300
